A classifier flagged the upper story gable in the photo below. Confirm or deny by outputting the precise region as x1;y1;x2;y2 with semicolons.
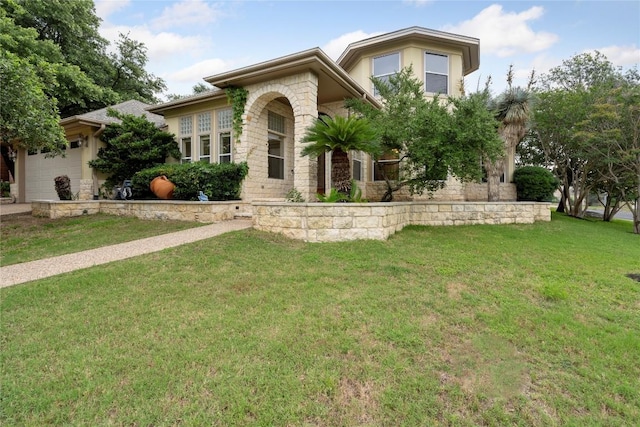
337;27;479;98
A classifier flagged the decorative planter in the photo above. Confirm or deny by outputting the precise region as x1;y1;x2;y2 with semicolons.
150;175;175;199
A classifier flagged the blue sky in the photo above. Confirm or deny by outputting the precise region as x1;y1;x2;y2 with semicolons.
95;0;640;100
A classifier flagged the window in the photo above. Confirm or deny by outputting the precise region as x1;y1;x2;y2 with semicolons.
372;52;400;96
373;151;400;181
425;52;448;94
180;116;193;163
352;150;363;181
198;112;212;163
199;135;211;163
218;109;233;163
267;111;285;179
219;132;232;163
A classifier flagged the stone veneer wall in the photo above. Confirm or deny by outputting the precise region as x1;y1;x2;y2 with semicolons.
253;201;552;242
32;200;249;223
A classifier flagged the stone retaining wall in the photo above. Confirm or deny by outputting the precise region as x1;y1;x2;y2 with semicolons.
253;201;552;242
32;200;249;223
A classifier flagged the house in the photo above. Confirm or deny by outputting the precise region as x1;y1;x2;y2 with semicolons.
11;100;164;202
149;26;515;203
12;26;516;203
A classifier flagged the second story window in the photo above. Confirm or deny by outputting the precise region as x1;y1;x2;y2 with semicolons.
372;52;400;96
425;52;448;95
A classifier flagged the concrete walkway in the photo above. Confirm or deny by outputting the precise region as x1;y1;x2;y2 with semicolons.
0;219;253;288
0;203;32;216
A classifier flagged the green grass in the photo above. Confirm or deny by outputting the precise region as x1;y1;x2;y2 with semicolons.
2;213;639;425
0;213;205;266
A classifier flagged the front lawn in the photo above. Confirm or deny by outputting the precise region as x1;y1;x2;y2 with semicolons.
1;213;639;425
0;213;205;266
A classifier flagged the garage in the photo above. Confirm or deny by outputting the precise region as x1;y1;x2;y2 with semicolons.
24;144;82;201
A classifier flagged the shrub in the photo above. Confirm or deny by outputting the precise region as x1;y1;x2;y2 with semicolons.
285;188;305;203
132;162;249;201
0;180;10;197
88;110;181;190
513;166;559;202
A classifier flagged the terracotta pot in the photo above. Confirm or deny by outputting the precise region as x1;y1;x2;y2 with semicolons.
150;175;175;199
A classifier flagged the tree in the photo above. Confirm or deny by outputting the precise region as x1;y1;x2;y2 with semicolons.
108;33;166;106
0;51;66;152
166;83;215;102
301;115;378;197
346;67;503;201
88;110;181;191
1;0;165;118
531;52;627;218
575;79;640;233
486;67;535;201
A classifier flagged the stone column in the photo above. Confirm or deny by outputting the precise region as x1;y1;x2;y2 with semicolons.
292;72;319;202
79;179;93;200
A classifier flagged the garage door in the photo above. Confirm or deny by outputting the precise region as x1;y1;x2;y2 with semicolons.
25;146;82;201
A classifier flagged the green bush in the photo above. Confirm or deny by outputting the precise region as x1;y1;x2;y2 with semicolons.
0;180;10;197
513;166;559;202
132;162;249;201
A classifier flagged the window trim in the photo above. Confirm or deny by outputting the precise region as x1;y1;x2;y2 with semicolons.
199;134;211;163
424;51;449;95
179;116;194;164
218;131;232;163
352;150;363;182
373;151;400;181
372;51;400;96
267;111;286;180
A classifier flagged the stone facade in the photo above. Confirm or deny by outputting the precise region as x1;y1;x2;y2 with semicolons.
32;200;249;222
253;201;552;242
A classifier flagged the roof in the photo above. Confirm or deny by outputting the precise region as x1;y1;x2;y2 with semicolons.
147;89;227;115
337;26;480;75
60;100;165;128
203;48;381;108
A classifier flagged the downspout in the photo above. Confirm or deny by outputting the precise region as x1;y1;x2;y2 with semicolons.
91;124;106;198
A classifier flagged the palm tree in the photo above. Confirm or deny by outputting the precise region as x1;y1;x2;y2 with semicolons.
485;67;534;201
301;115;378;197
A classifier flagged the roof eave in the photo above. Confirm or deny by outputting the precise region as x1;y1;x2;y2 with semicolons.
147;90;228;114
338;26;480;76
204;48;381;109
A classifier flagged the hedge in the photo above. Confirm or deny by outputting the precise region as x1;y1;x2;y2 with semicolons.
513;166;559;202
132;162;249;201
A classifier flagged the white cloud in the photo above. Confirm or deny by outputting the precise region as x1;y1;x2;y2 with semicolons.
442;4;559;57
168;58;237;82
589;45;640;67
402;0;433;6
322;30;384;60
151;0;223;30
94;0;131;19
100;24;207;60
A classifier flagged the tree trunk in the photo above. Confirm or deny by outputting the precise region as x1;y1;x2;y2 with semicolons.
484;158;504;202
331;148;351;196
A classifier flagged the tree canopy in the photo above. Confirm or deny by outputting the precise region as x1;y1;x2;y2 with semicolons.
301;115;378;196
530;52;639;225
0;0;165;151
88;111;181;192
346;67;504;201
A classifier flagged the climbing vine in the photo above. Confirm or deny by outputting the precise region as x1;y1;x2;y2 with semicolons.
226;86;248;143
